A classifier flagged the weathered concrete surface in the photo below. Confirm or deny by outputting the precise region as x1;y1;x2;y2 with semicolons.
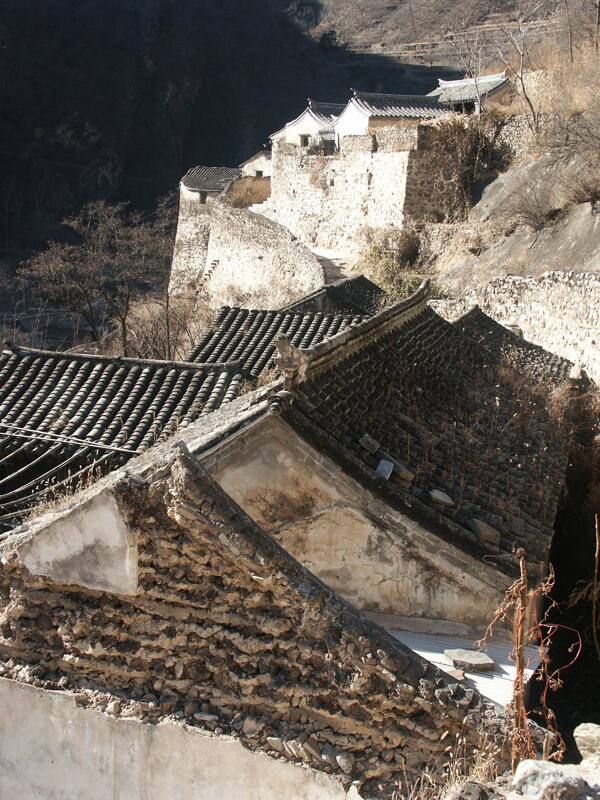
203;415;508;629
0;677;349;800
1;489;138;595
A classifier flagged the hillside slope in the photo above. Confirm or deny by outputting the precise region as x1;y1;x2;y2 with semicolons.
0;0;448;252
285;0;523;48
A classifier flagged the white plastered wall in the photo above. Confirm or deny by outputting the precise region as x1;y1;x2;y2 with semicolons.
0;677;351;800
200;416;508;630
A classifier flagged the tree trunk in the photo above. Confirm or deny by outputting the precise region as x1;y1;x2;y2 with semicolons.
120;317;128;357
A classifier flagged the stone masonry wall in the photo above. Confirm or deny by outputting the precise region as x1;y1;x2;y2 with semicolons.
258;126;445;255
170;198;211;295
434;272;600;382
169;190;323;308
204;203;323;309
0;452;507;799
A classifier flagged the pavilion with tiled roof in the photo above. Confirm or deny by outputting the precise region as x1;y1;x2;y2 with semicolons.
427;72;510;110
270;98;345;146
334;90;449;141
349;90;449;119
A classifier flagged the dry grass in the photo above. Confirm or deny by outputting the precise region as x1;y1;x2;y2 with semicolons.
224;177;271;209
501;184;562;233
395;731;501;800
360;225;424;302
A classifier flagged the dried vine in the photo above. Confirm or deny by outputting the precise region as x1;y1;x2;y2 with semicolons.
476;548;581;771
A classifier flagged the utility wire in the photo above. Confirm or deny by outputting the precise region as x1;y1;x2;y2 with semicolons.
0;420;138;455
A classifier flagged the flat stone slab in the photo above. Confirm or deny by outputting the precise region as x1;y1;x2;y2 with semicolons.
359;434;380;454
443;648;496;672
376;459;394;480
429;489;455;507
468;518;502;546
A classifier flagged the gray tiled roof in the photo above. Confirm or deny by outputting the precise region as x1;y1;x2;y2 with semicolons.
189;306;368;376
181;166;242;193
282;277;385;315
277;288;573;574
427;72;509;103
455;307;573;383
308;99;346;125
351;90;449;119
0;348;245;528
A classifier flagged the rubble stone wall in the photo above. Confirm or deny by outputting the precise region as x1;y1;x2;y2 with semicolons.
169;192;323;307
434;271;600;382
259;127;446;254
0;454;507;798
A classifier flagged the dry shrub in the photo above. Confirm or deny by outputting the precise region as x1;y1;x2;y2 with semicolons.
501;184;562;233
360;225;425;303
102;295;214;360
395;731;501;800
563;161;600;205
424;116;504;221
224;177;271;208
546;381;573;425
239;366;282;396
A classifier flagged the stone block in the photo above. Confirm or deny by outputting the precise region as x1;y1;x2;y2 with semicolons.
376;459;394;480
359;434;380;454
336;751;355;774
468;518;502;546
443;649;496;672
429;489;455;507
513;759;593;800
574;722;600;762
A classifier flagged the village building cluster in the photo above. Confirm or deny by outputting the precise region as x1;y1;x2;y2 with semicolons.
0;70;596;799
169;75;512;304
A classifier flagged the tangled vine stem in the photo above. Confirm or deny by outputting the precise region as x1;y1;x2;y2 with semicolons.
476;548;582;772
593;514;600;665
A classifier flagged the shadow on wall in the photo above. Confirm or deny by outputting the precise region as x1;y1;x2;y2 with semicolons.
0;0;458;250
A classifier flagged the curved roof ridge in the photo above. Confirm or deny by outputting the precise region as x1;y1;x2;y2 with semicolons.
275;281;430;383
437;70;507;88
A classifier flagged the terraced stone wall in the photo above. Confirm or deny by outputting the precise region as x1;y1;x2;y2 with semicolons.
435;272;600;382
0;454;507;799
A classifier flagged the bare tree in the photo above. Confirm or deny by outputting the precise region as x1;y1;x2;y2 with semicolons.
19;197;177;355
445;17;495;111
496;2;552;131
